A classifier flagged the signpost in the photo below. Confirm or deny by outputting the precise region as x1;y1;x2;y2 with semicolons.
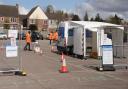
8;30;18;38
6;30;18;58
0;27;26;76
6;46;18;58
102;45;113;65
97;28;115;71
101;45;115;71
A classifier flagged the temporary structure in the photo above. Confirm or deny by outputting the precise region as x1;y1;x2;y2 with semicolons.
69;21;124;58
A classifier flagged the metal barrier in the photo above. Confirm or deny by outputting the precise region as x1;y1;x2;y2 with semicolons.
0;28;25;76
113;44;128;58
113;44;128;69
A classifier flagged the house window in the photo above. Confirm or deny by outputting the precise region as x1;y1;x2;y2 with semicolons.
1;17;4;21
10;18;13;22
43;20;48;25
30;19;35;24
14;18;17;22
50;20;53;24
10;18;17;22
13;25;17;29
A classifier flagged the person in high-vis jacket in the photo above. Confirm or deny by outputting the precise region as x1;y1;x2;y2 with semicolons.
49;32;53;45
24;31;32;51
53;31;58;41
53;31;58;46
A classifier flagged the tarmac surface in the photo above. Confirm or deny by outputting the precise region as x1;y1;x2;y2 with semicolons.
0;40;128;89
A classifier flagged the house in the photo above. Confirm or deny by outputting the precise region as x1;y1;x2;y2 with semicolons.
0;4;19;31
46;12;72;32
19;15;27;29
27;6;48;31
46;12;58;32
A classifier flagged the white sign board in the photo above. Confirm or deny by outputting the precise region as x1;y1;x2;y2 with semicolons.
8;30;18;38
6;46;18;58
102;45;113;64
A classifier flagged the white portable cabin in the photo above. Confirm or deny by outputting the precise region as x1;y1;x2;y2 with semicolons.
70;21;124;58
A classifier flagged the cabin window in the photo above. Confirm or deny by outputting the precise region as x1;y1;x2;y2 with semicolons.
86;30;92;38
68;28;74;36
58;27;64;38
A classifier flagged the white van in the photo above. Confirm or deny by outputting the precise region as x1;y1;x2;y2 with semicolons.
57;21;74;53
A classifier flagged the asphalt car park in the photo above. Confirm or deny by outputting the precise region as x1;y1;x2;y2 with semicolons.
0;40;128;89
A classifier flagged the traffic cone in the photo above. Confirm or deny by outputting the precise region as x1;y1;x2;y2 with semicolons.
61;52;64;62
59;58;68;73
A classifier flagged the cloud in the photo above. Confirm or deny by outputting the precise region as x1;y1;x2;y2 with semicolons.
74;0;128;20
18;5;29;15
74;2;95;19
91;0;128;12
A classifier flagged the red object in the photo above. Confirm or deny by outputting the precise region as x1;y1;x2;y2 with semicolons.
59;59;68;73
64;37;66;47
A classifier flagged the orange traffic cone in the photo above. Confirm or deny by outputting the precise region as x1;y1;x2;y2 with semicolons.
59;58;68;73
61;52;64;62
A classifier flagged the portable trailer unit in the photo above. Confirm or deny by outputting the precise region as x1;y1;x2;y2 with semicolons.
57;21;76;53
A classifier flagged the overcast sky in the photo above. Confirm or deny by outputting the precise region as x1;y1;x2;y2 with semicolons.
75;0;128;20
0;0;128;20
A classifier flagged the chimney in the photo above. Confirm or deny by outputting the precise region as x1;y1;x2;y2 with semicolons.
16;4;19;14
16;3;19;8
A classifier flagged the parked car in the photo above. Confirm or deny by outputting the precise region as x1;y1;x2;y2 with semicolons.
17;32;26;40
0;32;7;39
32;32;43;40
37;32;44;40
47;33;50;40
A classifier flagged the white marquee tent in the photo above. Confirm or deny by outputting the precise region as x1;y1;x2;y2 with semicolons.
69;21;124;58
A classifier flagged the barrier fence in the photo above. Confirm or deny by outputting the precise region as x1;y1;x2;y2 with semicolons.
0;27;25;76
113;44;128;69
